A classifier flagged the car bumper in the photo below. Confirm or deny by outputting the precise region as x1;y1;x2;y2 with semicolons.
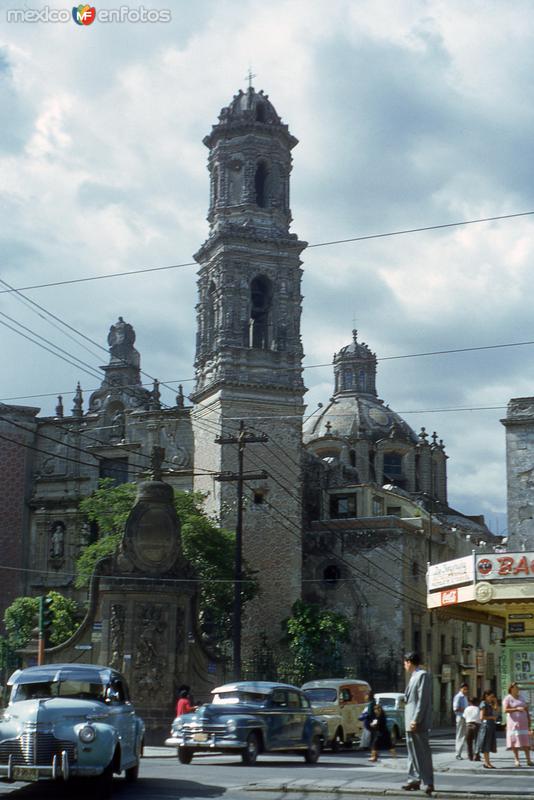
0;753;104;782
165;734;241;751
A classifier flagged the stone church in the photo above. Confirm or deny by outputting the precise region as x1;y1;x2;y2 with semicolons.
0;86;501;716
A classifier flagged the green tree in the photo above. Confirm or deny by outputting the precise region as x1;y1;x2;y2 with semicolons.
281;600;351;684
76;480;257;653
3;591;79;651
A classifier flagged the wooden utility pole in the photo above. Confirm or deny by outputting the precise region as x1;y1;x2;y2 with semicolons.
215;421;268;679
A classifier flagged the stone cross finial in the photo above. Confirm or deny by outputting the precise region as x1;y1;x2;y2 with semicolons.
419;426;428;442
325;421;332;434
352;329;358;344
431;431;438;445
246;68;256;89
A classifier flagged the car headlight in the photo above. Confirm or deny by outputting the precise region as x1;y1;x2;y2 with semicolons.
226;719;237;733
79;725;96;743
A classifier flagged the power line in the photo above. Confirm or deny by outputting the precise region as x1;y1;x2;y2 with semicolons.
2;210;532;295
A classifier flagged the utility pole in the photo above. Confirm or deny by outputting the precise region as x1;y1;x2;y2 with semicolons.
215;420;268;680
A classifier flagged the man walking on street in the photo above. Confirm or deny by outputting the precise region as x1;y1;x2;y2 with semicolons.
402;651;434;796
453;682;469;759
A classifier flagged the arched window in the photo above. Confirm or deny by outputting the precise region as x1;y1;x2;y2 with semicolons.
255;161;269;208
349;449;357;467
255;102;266;122
358;369;366;391
383;452;403;482
249;275;272;349
323;565;341;585
343;369;353;389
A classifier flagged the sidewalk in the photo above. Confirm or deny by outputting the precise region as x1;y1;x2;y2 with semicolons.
243;740;534;798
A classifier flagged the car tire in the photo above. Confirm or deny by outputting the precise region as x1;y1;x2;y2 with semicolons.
331;728;344;752
178;746;194;764
241;732;260;765
304;735;321;764
390;726;399;747
95;762;113;798
124;762;139;782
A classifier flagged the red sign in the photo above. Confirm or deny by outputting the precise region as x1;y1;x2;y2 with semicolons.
476;553;534;579
440;589;458;606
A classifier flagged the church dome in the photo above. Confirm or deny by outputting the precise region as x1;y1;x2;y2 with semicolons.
304;330;418;445
203;87;298;149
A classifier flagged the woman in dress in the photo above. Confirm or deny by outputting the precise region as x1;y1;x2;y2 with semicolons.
503;682;533;767
477;690;498;769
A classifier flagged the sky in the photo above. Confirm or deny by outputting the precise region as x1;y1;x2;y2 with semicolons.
1;0;534;533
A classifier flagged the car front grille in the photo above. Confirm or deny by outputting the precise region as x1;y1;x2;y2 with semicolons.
182;724;226;734
0;733;77;766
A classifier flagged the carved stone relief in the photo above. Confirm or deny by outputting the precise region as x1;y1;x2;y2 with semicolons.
109;603;125;671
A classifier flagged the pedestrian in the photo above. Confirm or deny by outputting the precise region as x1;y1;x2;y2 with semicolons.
368;703;396;762
452;682;469;759
175;687;196;718
463;696;481;761
503;682;534;767
358;691;375;750
476;690;498;769
402;651;434;796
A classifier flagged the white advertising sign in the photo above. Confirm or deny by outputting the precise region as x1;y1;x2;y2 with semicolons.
476;552;534;581
427;555;474;591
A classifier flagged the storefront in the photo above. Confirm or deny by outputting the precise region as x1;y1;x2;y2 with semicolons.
428;551;534;699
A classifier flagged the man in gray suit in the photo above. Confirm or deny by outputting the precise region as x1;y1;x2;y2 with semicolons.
403;651;434;796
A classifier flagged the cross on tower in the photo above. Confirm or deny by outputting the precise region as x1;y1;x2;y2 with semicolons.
246;68;256;89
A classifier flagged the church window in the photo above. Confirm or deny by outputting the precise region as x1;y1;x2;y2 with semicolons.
383;452;402;480
249;275;272;349
254;161;269;208
228;159;243;204
212;167;219;204
255;102;266;122
99;457;128;485
253;490;265;505
343;369;353;389
323;564;341;585
358;369;366;391
330;494;357;519
349;449;356;467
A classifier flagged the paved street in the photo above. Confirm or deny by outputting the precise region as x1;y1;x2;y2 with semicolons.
2;735;534;799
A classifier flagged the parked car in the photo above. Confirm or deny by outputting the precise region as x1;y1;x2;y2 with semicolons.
374;692;406;744
0;663;144;796
301;679;371;750
165;681;324;765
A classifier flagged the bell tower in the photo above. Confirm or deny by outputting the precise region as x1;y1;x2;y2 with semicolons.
191;86;306;651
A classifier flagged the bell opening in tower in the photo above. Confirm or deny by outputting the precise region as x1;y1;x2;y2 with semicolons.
254;161;269;208
249;275;272;350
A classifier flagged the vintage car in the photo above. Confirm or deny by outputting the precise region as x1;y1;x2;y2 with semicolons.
165;680;324;765
0;663;144;795
301;679;371;750
374;692;406;743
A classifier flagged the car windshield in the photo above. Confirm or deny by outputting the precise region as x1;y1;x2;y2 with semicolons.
376;697;397;708
212;691;267;706
11;679;106;703
303;688;337;704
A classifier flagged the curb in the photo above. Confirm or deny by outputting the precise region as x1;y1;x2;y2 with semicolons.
244;786;534;799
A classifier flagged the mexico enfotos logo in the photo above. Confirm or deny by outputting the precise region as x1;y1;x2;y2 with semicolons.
6;5;172;23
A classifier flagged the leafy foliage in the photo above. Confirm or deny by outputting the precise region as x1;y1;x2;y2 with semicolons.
75;481;258;653
280;600;351;684
3;591;80;651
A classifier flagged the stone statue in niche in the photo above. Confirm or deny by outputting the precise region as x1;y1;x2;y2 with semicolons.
49;521;65;560
111;409;125;441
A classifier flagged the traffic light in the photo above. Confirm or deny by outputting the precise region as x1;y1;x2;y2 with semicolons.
39;595;53;646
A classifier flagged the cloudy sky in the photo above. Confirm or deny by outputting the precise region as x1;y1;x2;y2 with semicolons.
1;0;534;532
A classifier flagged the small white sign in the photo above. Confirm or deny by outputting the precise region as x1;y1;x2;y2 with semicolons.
428;555;474;590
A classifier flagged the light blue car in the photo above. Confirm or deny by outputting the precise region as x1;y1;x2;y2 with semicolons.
0;664;144;796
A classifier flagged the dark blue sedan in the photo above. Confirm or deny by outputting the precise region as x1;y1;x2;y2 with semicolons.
165;681;324;765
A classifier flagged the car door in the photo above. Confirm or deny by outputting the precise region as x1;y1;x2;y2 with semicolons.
286;690;306;745
267;689;292;748
105;676;137;765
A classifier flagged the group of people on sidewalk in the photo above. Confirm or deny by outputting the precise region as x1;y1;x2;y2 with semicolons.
366;652;534;796
454;681;533;769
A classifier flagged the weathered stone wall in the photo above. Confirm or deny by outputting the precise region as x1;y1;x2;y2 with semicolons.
503;398;534;549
